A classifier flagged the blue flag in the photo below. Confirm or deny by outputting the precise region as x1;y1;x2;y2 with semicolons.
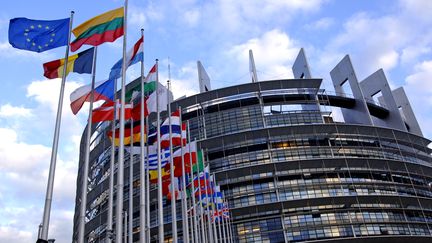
109;52;143;80
8;17;69;53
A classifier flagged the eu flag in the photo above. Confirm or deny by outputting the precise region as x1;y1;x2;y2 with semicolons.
8;18;70;53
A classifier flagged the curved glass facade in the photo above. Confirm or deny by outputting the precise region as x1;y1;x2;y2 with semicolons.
73;78;432;243
175;80;432;242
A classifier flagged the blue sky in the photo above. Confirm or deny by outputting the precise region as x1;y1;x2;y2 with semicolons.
0;0;431;242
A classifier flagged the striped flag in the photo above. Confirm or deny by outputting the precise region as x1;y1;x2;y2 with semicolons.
70;78;114;115
43;47;94;79
107;123;142;146
147;110;186;148
71;7;124;52
109;36;143;80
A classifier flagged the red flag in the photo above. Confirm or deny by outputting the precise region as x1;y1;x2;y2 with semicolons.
169;141;197;177
131;97;149;120
92;101;132;123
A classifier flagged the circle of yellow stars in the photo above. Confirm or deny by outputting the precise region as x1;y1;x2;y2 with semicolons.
24;24;56;50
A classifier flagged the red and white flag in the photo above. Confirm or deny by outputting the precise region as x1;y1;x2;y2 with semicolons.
92;100;132;123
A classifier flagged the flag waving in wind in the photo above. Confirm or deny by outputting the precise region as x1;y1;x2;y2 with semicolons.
71;7;124;52
126;63;157;102
109;36;143;80
43;47;95;79
8;17;69;52
147;110;186;148
131;81;171;120
70;79;114;114
92;100;132;123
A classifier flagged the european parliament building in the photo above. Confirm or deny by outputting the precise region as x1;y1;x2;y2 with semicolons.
72;49;432;242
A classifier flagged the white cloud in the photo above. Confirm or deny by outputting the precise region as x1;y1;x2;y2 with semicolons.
0;78;84;243
0;104;32;118
26;79;86;131
157;60;199;99
128;2;163;28
305;17;335;30
0;128;50;173
0;206;74;243
0;226;32;243
405;60;432;96
311;0;432;85
404;60;432;138
326;12;406;77
226;29;299;83
400;46;431;65
129;5;147;27
399;0;432;23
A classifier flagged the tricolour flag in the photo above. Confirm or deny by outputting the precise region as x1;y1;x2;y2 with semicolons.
126;63;157;102
107;123;142;146
71;7;124;52
160;109;185;148
131;82;170;120
8;17;69;53
70;78;115;115
43;47;94;79
109;36;143;80
147;110;185;148
91;100;132;123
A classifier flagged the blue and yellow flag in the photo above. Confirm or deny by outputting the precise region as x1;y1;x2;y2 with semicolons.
8;18;69;53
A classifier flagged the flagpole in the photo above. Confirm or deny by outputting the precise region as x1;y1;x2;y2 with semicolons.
210;174;218;243
221;192;227;243
179;107;190;243
116;1;128;242
78;46;98;243
128;119;134;243
106;77;118;243
224;197;232;243
214;178;223;243
145;116;151;243
202;164;211;243
124;211;128;241
223;192;233;243
187;121;199;242
155;59;165;242
138;28;147;243
38;11;74;242
195;143;206;243
202;162;214;243
167;78;178;242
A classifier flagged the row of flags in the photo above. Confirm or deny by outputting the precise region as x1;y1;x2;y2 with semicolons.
115;106;230;223
9;7;124;53
8;6;146;243
8;6;142;117
9;5;232;242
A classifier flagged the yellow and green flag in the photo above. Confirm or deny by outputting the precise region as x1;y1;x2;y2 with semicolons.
71;7;124;52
